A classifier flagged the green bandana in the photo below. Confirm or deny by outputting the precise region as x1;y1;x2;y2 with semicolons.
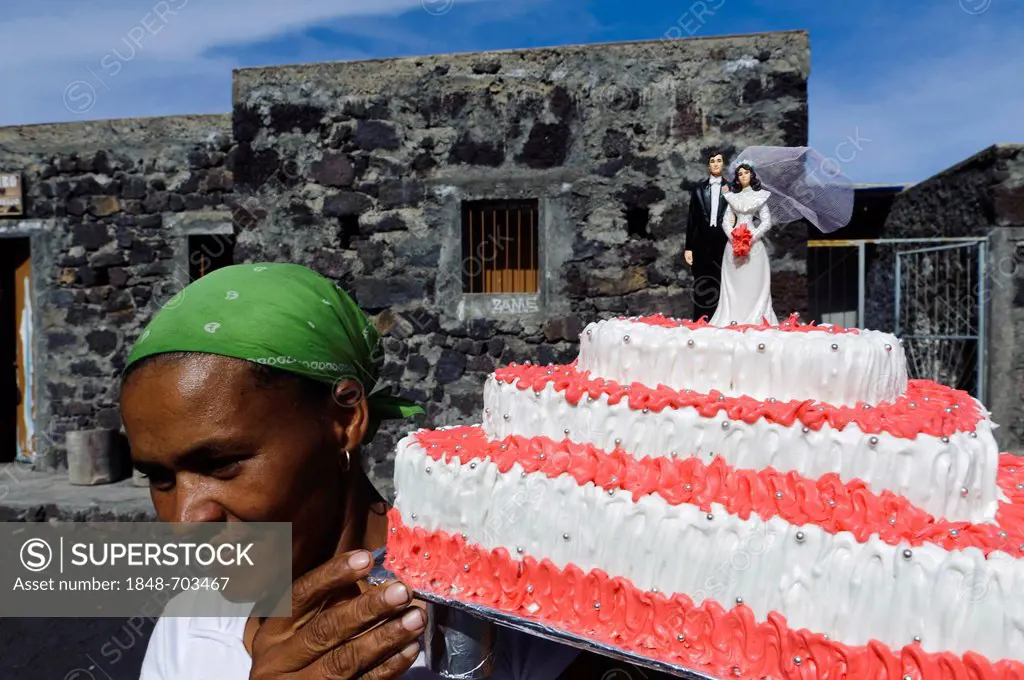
125;262;423;442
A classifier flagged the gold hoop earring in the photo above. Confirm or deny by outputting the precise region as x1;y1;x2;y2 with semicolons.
340;450;351;473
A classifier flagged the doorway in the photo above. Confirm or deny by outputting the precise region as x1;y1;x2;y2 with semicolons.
0;238;32;463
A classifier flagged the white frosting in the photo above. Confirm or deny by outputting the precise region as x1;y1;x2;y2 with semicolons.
394;440;1024;662
481;377;1002;523
576;319;909;406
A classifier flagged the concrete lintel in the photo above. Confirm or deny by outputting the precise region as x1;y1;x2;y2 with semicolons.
0;218;57;238
457;293;543;323
163;210;234;235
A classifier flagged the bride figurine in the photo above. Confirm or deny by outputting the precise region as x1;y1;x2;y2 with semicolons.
709;161;779;326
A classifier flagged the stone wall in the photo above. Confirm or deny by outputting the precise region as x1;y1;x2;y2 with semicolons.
229;31;811;496
877;144;1024;450
0;115;235;468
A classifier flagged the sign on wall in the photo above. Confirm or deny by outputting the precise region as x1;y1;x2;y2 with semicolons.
0;173;23;216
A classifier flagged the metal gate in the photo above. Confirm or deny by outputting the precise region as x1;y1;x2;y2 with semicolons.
895;240;987;402
808;237;989;401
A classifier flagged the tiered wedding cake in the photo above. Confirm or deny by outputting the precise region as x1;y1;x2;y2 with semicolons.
386;314;1024;679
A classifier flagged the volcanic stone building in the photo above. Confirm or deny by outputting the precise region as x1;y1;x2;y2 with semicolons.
0;31;813;494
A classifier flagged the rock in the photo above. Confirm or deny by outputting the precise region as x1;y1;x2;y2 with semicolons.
467;355;495;373
544;315;584;343
448;135;505;167
143;192;170;212
355;240;386;271
406;355;430;379
651;203;686;240
380;361;404;382
268;103;326;134
129;243;156;264
435;349;467;384
86;330;119;356
89;250;127;268
353;121;400;151
453;338;483;355
96;408;123;430
352;277;426;309
396;239;441;268
378;180;424;209
364;214;409;235
602;130;630;158
487;337;506;357
122;177;148;199
472;59;502;74
168;194;186;212
411;153;437;173
624;241;659;266
66;198;88;216
201;168;233;192
515;123;571;169
47;332;77;350
70;360;103;378
309;152;355;188
323;192;373;217
108;267;128;287
72;224;109;250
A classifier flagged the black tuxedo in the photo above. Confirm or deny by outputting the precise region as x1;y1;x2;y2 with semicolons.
685;177;730;321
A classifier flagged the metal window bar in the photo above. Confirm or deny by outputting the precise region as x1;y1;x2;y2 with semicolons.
461;200;539;294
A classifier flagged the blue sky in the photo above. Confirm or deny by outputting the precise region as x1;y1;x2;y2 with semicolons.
2;0;1020;184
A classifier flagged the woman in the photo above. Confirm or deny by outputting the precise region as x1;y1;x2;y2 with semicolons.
121;263;579;679
708;162;779;327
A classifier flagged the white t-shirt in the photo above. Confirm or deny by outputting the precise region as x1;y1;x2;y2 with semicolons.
140;595;579;679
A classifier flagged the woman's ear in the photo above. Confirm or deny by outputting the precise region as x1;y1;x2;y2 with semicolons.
330;379;370;453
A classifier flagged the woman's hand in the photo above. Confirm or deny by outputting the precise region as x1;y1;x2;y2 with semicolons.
250;550;425;679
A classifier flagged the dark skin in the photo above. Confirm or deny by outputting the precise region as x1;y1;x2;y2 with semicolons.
120;353;425;679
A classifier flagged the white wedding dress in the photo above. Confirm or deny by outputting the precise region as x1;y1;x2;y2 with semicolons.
709;187;779;326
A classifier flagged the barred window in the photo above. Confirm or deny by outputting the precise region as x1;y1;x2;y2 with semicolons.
188;234;235;280
461;199;539;293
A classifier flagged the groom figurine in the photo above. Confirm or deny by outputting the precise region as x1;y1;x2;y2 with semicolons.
684;150;730;321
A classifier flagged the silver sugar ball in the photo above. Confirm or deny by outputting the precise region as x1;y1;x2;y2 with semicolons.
721;421;730;429
423;552;429;559
706;513;714;520
735;596;744;604
795;531;806;542
941;436;950;444
425;466;432;474
950;529;959;537
623;335;630;343
831;343;839;351
470;462;478;469
794;656;802;666
687;339;695;347
869;436;879;447
775;491;784;499
562;533;570;540
593;602;601;609
903;549;913;560
757;343;766;352
961;487;969;497
802;426;811;434
526;585;534;593
463;565;470;572
503;413;510;420
885;344;893;352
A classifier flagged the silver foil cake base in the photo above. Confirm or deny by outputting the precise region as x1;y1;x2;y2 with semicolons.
369;550;722;680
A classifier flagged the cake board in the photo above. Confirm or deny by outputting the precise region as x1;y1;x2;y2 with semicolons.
369;549;723;680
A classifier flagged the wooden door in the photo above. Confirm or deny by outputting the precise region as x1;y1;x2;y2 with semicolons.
13;253;33;462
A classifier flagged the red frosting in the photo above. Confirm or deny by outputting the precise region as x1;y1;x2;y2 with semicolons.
387;510;1024;680
492;364;984;440
413;426;1024;557
619;312;862;335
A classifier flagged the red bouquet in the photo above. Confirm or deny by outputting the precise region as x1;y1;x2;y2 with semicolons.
732;223;753;258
